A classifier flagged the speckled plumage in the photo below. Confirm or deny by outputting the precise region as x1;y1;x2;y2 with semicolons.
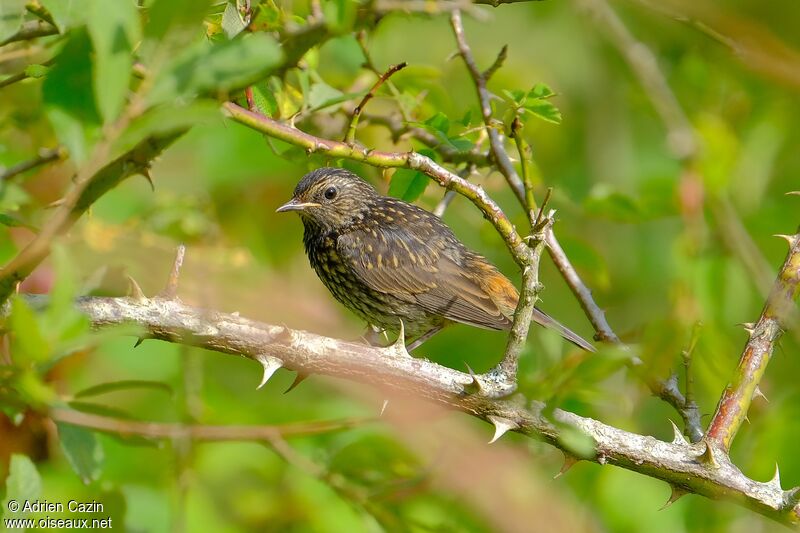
278;167;594;351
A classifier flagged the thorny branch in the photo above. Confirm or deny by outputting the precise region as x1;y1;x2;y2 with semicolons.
7;256;800;525
706;229;800;452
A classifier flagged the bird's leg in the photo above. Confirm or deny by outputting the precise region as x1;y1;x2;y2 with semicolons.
362;324;387;346
406;325;444;352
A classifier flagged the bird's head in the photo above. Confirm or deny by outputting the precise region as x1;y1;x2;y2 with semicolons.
277;167;378;231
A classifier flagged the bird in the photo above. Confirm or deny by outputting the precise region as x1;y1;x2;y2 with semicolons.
277;167;594;353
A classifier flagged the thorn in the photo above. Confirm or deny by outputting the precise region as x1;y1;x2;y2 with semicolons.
697;440;721;469
738;322;755;335
140;168;154;191
770;463;782;489
463;363;484;394
46;198;66;209
389;319;410;357
786;191;800;196
773;234;797;246
126;275;147;302
753;386;769;403
659;485;688;510
669;420;688;445
744;415;750;425
553;452;578;479
487;415;517;444
133;337;145;348
283;372;308;394
380;399;389;417
256;355;283;390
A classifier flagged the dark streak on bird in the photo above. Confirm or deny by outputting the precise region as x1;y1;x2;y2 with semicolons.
277;167;594;352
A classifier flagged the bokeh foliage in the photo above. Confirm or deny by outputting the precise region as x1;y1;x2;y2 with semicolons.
1;0;799;531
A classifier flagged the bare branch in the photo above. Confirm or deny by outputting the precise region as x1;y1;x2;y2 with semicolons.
0;147;64;182
344;62;408;144
0;20;58;47
158;244;186;300
450;10;527;207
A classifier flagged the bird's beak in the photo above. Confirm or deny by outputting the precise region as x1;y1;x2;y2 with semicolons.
276;199;321;213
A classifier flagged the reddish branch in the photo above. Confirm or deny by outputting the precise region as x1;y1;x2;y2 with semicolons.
706;231;800;452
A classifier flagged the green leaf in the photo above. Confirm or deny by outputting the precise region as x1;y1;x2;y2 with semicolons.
42;29;101;164
458;109;473;127
529;82;555;99
75;380;173;399
1;455;41;519
57;423;104;484
523;99;562;124
24;63;50;79
388;168;429;202
251;82;278;116
501;89;527;106
424;112;450;135
221;1;246;39
40;0;91;31
148;32;283;106
87;0;140;122
9;296;50;365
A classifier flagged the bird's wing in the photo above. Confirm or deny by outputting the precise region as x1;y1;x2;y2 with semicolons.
337;214;513;330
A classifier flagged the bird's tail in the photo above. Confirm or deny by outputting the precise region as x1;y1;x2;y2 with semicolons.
532;307;596;352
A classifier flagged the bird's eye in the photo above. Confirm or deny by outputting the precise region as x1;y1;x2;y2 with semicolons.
323;186;337;200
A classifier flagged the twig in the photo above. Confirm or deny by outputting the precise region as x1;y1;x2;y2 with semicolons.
706;228;800;452
496;218;550;382
0;147;64;182
158;245;186;300
50;408;372;442
482;44;508;81
0;20;58;47
344;62;407;144
9;292;800;526
682;323;702;422
355;32;413;123
449;10;547;380
510;116;536;222
450;10;527;208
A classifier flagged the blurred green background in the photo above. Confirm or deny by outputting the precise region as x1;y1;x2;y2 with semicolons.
1;0;799;531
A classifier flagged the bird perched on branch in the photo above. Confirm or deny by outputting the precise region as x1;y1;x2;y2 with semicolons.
277;167;594;352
